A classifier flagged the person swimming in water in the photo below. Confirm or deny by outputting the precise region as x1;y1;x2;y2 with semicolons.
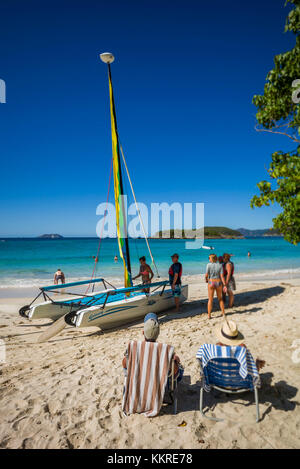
54;269;65;285
114;255;118;262
133;256;154;292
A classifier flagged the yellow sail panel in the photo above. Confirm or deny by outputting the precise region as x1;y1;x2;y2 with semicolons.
108;67;132;288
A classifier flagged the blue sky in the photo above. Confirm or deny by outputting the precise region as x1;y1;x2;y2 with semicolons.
0;0;296;236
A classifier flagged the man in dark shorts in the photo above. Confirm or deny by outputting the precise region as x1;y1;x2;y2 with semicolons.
54;269;65;285
168;254;182;312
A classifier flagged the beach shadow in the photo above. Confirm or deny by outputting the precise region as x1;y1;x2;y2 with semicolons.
180;372;299;421
233;286;285;307
161;375;202;415
258;372;300;420
160;286;285;325
31;286;286;342
159;303;206;324
225;307;262;317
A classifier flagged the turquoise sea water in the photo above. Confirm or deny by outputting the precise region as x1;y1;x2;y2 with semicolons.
0;237;299;289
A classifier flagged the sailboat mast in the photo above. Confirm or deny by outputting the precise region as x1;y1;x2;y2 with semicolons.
108;63;132;276
100;52;132;288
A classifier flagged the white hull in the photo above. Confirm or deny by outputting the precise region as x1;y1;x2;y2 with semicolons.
28;289;108;321
26;285;188;332
73;285;188;330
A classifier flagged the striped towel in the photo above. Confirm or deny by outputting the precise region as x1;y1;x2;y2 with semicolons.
122;340;174;417
196;344;260;391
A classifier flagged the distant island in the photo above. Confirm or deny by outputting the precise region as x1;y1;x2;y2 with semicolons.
153;226;283;239
34;228;282;240
153;227;244;239
37;234;64;239
237;228;283;238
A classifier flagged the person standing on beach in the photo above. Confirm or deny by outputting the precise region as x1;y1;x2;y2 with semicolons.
205;254;226;319
218;255;227;303
169;253;182;312
223;253;236;308
133;256;154;292
54;269;65;285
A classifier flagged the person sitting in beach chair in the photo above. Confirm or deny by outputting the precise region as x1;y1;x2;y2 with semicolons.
122;313;183;416
196;319;265;423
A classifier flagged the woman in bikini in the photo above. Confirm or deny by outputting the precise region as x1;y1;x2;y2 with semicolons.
223;253;236;308
133;256;154;293
205;254;226;319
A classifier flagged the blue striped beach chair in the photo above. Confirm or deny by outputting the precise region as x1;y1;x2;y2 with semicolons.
196;344;261;422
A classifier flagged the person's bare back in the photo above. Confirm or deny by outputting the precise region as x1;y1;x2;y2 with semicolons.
54;269;65;285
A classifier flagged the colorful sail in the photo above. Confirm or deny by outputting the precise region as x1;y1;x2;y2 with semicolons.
107;65;132;288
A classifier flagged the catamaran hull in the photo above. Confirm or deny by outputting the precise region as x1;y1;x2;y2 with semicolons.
72;285;188;330
25;289;106;321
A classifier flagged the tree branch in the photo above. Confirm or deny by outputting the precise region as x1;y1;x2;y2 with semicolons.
254;125;300;143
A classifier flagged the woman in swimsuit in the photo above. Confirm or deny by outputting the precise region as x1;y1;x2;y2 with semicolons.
133;256;154;293
223;253;236;308
205;254;226;319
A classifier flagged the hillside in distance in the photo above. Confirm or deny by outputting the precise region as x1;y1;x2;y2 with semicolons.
153;227;244;239
237;228;282;237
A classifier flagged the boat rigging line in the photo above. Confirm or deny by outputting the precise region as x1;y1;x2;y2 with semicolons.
119;142;160;278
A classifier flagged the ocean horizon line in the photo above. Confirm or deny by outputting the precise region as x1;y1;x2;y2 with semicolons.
0;235;284;240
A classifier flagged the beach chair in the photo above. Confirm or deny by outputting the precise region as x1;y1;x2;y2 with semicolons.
196;344;261;423
122;340;180;417
166;358;180;414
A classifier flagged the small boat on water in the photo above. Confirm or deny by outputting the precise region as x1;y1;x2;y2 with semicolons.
19;52;188;340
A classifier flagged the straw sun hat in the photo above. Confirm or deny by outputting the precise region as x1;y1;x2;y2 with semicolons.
216;319;244;346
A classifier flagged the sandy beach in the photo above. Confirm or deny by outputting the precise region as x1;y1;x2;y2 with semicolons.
0;275;300;449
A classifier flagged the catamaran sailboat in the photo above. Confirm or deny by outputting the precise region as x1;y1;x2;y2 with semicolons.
19;52;188;340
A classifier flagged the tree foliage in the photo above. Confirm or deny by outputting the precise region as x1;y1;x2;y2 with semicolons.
251;0;300;244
